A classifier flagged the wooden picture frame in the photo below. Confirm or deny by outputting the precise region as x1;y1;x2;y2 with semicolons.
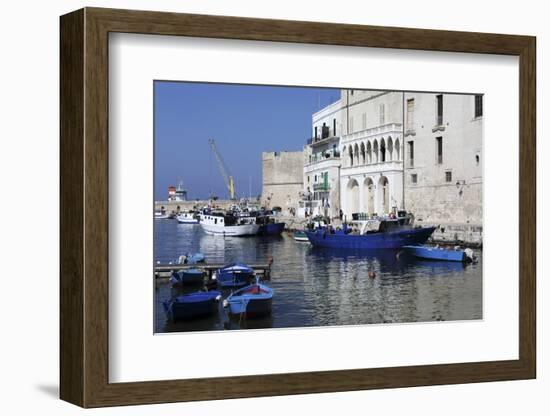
60;7;536;408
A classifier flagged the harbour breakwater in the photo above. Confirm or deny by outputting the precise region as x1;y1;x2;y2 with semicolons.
154;199;235;214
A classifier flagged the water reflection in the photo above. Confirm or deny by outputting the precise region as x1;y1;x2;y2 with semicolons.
154;220;482;333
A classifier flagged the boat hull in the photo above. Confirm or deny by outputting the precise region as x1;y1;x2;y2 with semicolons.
169;269;206;286
305;226;436;249
216;272;254;288
201;223;259;236
226;284;273;317
293;231;309;242
163;291;221;321
177;218;199;224
186;253;205;264
215;263;256;288
228;297;272;317
258;222;285;236
403;245;466;262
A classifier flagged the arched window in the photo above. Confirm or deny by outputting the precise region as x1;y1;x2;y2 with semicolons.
395;138;401;161
360;142;366;164
380;138;387;162
366;141;372;164
378;176;389;214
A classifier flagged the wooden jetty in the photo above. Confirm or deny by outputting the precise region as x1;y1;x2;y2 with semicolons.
154;259;273;280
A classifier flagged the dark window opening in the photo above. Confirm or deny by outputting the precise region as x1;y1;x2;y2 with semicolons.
321;122;329;139
475;95;483;118
436;94;443;125
407;141;414;167
436;137;443;164
411;174;418;184
445;171;452;182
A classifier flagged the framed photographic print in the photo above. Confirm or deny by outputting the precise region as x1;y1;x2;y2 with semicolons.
60;7;536;408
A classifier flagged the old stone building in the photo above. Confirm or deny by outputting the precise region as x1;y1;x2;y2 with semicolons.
261;151;304;214
263;89;483;243
339;90;404;220
403;92;483;243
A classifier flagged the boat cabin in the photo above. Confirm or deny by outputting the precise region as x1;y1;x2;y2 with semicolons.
200;211;257;226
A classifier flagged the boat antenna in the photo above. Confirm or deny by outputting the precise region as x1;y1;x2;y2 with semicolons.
208;141;212;199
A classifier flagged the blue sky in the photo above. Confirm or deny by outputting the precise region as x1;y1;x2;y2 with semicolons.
154;81;339;200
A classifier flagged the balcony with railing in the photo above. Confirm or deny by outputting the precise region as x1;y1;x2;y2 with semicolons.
313;182;330;191
340;122;402;144
307;134;340;147
307;125;340;147
304;150;341;171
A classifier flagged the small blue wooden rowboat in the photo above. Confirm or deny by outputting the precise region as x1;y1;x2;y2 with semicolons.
403;245;472;262
214;262;255;288
223;282;273;317
163;290;221;321
177;252;205;265
169;268;206;286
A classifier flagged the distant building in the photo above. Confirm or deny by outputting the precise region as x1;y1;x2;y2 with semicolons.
403;92;483;242
174;181;187;201
302;99;343;219
261;151;304;214
167;186;177;201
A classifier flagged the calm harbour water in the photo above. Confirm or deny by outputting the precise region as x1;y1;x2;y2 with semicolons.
154;219;482;333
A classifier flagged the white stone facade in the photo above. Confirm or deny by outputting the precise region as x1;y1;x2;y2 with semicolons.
339;90;404;219
301;100;343;219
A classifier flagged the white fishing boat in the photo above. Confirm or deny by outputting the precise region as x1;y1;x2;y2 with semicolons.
200;212;259;236
177;210;199;224
154;211;170;219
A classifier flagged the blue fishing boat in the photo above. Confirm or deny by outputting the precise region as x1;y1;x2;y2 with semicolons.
214;263;255;288
163;290;222;321
224;282;273;317
169;268;206;286
305;214;435;250
257;221;285;236
403;245;473;262
249;210;285;236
